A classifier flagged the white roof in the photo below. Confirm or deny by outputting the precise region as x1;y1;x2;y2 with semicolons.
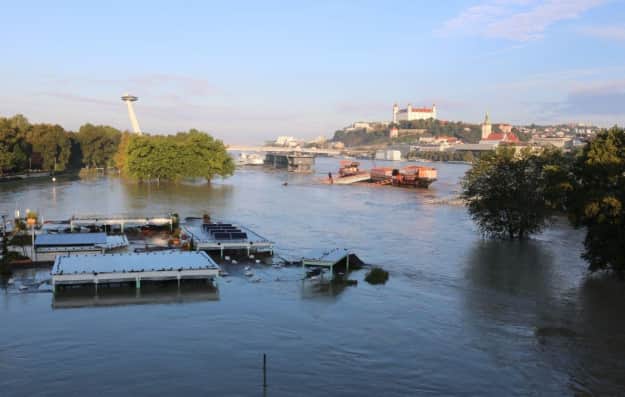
52;251;219;275
36;233;107;246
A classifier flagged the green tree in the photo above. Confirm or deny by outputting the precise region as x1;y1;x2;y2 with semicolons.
76;123;122;168
462;146;561;239
568;127;625;277
120;129;234;182
0;114;32;173
27;123;71;171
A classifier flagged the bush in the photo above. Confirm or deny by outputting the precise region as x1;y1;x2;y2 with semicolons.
365;267;389;285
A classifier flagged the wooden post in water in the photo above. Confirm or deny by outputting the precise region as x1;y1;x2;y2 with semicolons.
263;353;267;388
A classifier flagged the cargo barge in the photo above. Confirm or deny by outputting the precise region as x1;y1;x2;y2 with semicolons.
334;162;437;188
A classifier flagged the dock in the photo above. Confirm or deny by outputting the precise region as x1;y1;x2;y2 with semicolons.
333;172;371;185
51;251;220;293
181;219;274;257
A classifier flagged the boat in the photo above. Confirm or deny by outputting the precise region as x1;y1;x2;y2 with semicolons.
371;166;437;188
333;161;371;184
392;166;438;188
338;160;361;177
237;152;265;166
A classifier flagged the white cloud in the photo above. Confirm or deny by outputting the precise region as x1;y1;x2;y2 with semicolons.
439;0;605;41
579;25;625;41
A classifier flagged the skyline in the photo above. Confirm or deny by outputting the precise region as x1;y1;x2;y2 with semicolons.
1;0;624;144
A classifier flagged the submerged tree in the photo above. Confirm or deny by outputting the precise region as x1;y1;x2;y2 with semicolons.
76;123;121;168
462;146;569;239
568;127;625;277
119;129;234;182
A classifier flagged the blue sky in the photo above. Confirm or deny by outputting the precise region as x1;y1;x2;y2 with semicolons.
1;0;624;143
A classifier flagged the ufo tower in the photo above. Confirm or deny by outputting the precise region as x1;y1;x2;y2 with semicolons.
121;93;142;134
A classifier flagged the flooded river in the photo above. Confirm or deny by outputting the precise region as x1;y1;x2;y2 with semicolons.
1;157;625;396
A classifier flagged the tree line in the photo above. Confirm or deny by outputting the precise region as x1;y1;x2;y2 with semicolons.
0;114;122;174
462;126;625;278
0;114;234;182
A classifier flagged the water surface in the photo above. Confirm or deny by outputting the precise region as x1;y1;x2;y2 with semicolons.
1;158;624;396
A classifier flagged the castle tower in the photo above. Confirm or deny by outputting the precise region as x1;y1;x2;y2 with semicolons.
392;103;399;123
432;104;437;119
481;112;491;140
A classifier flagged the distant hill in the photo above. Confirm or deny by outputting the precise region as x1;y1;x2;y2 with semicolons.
332;119;484;147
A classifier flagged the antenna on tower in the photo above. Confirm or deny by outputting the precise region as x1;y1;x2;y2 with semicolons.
121;93;142;134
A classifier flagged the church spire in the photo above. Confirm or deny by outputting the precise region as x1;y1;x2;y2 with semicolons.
484;112;491;125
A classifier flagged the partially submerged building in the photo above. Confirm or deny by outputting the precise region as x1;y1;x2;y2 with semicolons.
34;232;128;261
51;250;220;293
181;219;274;258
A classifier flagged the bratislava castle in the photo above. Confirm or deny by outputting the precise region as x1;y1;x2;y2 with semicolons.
393;103;437;122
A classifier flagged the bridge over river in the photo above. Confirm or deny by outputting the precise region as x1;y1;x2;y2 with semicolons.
226;145;341;156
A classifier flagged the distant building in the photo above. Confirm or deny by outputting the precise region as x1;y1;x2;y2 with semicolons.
375;150;402;161
275;136;298;147
389;127;399;138
499;124;513;133
393;103;437;123
479;113;520;144
530;136;573;149
481;113;492;139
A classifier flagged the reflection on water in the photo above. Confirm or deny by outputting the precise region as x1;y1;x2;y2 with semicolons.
1;159;625;396
52;284;219;309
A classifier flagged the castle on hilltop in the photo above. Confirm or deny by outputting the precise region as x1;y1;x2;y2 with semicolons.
392;103;437;123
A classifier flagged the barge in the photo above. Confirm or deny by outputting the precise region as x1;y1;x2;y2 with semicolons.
336;163;438;188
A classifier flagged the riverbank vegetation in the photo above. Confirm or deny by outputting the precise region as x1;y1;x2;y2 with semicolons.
463;127;625;277
119;130;234;182
1;114;234;183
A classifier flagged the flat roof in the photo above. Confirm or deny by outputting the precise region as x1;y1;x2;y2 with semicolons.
36;233;107;247
52;251;219;275
304;248;351;263
182;220;273;245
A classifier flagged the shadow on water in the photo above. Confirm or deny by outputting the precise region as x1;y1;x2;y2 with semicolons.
52;283;219;309
463;239;625;395
299;279;350;300
561;275;625;395
464;239;556;300
120;180;236;213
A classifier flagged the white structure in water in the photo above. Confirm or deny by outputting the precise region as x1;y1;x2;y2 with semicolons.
121;93;142;134
393;103;437;123
51;251;220;293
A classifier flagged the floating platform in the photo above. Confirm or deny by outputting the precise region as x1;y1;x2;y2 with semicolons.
181;219;274;257
51;251;220;293
332;172;371;185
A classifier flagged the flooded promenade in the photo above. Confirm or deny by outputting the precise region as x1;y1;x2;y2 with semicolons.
1;158;625;396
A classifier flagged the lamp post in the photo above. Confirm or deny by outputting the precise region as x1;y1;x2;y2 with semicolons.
27;216;36;261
